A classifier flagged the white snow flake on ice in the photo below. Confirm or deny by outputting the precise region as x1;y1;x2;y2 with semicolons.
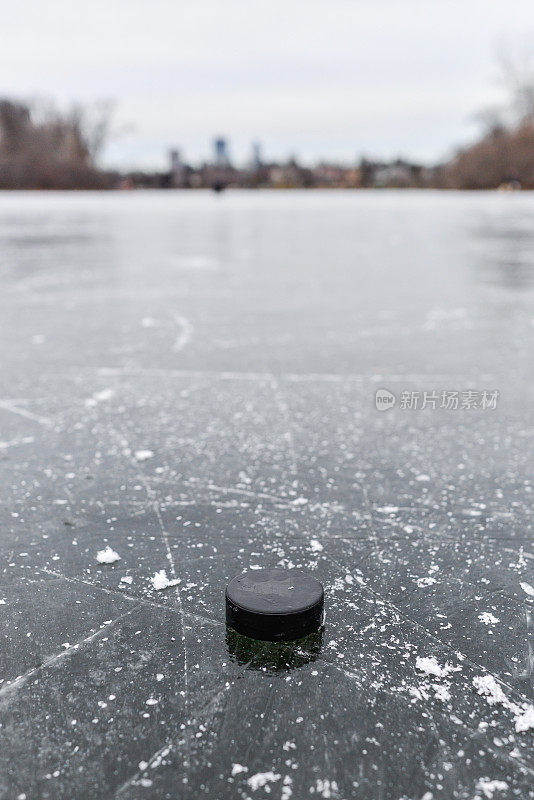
515;705;534;733
281;775;293;800
135;449;154;462
291;497;308;506
408;686;428;701
473;675;508;706
231;764;248;776
416;656;459;678
151;569;181;591
478;612;500;625
247;771;281;791
432;683;451;702
416;576;437;588
120;575;133;584
93;388;114;401
415;474;430;482
475;778;508;798
85;388;115;407
315;778;339;798
310;539;324;553
473;674;534;733
520;581;534;597
96;546;121;564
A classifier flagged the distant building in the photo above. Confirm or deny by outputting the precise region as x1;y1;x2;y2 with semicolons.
359;158;424;188
170;148;181;171
213;137;230;166
169;148;185;187
268;159;313;188
251;141;262;170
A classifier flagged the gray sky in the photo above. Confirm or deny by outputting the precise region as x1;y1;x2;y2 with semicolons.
2;0;532;169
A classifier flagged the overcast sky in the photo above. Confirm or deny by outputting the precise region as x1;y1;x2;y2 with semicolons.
2;1;532;169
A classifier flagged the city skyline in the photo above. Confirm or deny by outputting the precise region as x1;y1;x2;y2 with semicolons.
2;0;533;170
167;137;418;170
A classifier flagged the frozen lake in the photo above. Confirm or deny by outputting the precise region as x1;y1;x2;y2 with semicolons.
0;190;533;799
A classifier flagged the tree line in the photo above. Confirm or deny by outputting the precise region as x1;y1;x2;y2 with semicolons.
1;55;534;191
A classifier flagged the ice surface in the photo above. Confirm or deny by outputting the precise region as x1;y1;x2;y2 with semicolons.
0;191;533;799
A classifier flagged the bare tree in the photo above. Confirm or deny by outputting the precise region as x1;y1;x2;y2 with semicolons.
72;99;116;164
0;97;116;188
496;45;534;123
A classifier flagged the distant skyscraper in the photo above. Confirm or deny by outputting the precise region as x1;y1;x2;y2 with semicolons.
170;149;181;171
251;141;262;169
169;148;185;186
213;137;229;166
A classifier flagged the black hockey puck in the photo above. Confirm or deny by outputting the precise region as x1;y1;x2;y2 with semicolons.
225;568;325;642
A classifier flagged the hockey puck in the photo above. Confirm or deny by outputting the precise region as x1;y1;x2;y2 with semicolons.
225;568;324;642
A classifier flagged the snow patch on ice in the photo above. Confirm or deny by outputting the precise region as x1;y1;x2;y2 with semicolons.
473;675;508;706
432;683;451;702
315;778;339;798
475;778;508;798
135;449;154;462
281;775;293;800
85;388;115;408
473;674;534;733
478;612;499;625
291;497;308;506
247;771;281;791
96;546;121;564
231;764;248;776
416;576;437;588
515;705;534;733
416;656;459;678
151;569;181;591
